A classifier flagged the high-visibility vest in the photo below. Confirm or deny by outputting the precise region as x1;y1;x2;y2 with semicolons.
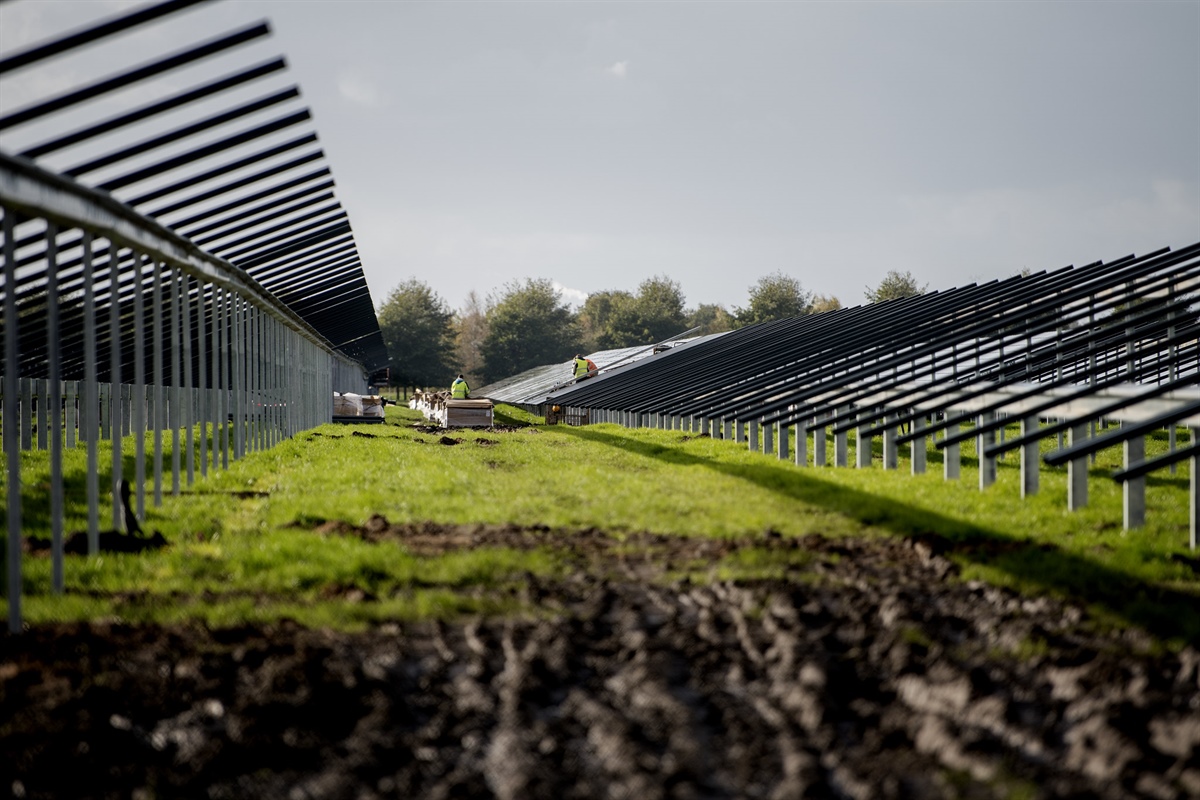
451;378;469;399
574;358;589;378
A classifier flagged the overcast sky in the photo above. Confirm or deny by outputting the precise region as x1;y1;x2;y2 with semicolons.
3;0;1198;315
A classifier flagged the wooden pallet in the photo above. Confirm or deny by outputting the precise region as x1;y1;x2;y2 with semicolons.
444;399;494;428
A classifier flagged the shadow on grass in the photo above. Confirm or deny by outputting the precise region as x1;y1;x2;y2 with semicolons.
492;406;542;427
16;425;241;535
559;425;1200;645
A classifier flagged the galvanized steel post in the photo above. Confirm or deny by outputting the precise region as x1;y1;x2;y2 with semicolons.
1123;435;1146;530
977;411;996;489
1019;414;1039;497
910;416;926;475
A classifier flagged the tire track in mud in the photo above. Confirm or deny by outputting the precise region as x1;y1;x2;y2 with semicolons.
3;527;1199;799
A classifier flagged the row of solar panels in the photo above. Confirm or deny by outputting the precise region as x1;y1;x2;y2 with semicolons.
476;333;706;407
550;244;1200;426
543;243;1200;535
0;0;387;375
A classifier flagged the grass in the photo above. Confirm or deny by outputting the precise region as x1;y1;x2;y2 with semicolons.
5;404;1200;643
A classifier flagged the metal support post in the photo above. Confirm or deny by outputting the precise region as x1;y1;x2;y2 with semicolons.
735;419;745;444
835;407;849;467
978;411;996;489
943;419;961;481
213;286;225;471
997;413;1005;460
3;212;20;632
37;381;47;449
777;421;788;461
856;414;871;468
108;251;123;531
233;296;244;459
1169;426;1177;475
1191;427;1199;551
911;415;926;475
183;274;193;486
20;378;31;451
1067;423;1088;510
794;419;807;467
1123;435;1146;530
882;417;898;470
134;255;146;519
65;382;76;450
1020;414;1039;498
152;260;164;507
170;268;181;496
251;304;259;449
748;420;759;451
98;383;109;441
45;224;64;594
763;422;774;455
813;418;826;467
82;234;100;553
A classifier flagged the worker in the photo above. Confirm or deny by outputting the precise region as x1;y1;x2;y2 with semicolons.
573;354;597;381
451;373;470;399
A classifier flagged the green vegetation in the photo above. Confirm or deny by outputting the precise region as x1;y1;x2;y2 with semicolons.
480;278;582;382
577;275;688;351
733;271;813;327
6;404;1199;644
864;268;927;303
376;278;458;388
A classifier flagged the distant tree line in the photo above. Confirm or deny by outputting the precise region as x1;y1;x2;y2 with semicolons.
376;268;924;391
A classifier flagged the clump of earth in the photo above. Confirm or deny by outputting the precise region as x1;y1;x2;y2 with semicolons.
3;523;1198;799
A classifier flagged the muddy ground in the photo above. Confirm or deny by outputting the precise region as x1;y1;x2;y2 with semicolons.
3;522;1199;800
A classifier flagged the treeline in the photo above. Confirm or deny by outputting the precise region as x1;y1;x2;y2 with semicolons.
377;270;923;391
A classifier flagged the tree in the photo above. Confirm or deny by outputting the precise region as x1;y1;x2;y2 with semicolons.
734;272;812;327
582;276;688;349
810;293;842;314
377;278;457;390
686;303;734;335
632;275;687;343
480;278;582;383
453;290;489;387
578;290;634;351
865;270;926;303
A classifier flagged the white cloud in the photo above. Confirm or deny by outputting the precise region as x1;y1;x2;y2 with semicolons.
337;72;383;107
606;60;629;78
552;281;589;308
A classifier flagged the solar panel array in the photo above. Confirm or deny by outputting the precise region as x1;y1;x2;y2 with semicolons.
0;0;387;371
477;334;706;408
549;243;1200;539
0;0;389;631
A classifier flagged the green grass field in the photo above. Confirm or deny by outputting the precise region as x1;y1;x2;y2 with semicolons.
6;403;1199;645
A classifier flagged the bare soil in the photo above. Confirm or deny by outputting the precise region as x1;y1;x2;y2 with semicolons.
3;524;1199;800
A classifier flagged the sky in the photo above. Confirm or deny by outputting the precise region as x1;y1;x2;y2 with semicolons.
2;0;1198;316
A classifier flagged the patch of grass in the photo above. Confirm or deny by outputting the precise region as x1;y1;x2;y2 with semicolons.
491;403;544;426
898;625;933;650
8;407;1200;641
702;547;816;582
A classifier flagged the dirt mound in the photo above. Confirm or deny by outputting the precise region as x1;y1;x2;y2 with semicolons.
316;515;799;557
410;424;529;435
3;531;1198;799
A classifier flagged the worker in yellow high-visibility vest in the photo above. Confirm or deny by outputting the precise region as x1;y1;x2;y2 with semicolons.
451;374;470;399
573;354;597;381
